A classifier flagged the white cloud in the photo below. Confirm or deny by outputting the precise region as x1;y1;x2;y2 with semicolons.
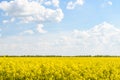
2;20;8;24
60;22;120;55
37;24;47;33
51;0;59;7
0;0;63;34
66;1;74;10
108;1;112;6
20;30;34;35
44;1;52;6
66;0;84;10
0;22;120;56
101;1;113;7
0;35;62;55
0;0;63;23
0;28;1;37
2;17;15;24
10;17;15;22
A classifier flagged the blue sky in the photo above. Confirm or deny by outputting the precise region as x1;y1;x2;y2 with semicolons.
0;0;120;55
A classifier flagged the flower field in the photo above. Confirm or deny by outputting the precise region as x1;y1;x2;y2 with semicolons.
0;57;120;80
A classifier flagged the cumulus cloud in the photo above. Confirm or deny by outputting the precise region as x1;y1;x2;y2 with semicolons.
0;22;120;55
60;22;120;55
0;0;63;23
44;0;59;7
44;1;52;6
37;24;47;33
51;0;59;7
66;0;84;10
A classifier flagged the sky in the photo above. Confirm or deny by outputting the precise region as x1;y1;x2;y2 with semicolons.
0;0;120;56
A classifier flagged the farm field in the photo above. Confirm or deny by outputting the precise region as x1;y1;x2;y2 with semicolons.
0;57;120;80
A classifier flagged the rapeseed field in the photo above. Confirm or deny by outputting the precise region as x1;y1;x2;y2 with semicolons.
0;57;120;80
